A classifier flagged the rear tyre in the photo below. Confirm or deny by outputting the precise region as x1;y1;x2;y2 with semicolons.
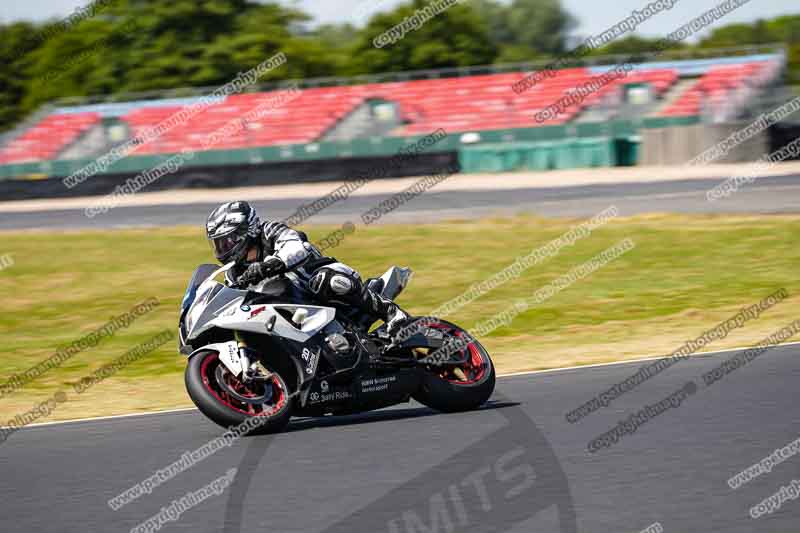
185;350;292;433
412;320;496;413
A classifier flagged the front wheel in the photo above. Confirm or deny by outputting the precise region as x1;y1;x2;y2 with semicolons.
185;350;292;433
412;320;496;413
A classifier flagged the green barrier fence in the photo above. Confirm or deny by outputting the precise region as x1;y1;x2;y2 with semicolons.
0;116;697;180
458;137;619;173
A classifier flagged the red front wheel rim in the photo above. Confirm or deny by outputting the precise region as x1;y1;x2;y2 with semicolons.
199;352;286;417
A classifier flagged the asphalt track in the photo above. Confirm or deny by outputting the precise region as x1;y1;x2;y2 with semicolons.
3;343;799;533
1;174;799;230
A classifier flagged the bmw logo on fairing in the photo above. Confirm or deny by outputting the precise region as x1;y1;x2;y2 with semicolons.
240;305;251;312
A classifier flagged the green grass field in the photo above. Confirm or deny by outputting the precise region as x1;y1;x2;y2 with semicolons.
2;213;799;422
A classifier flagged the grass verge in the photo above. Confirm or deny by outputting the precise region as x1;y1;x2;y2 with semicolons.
1;213;798;422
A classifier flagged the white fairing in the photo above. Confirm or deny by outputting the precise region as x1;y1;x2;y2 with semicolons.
191;341;243;376
184;262;337;344
210;304;336;343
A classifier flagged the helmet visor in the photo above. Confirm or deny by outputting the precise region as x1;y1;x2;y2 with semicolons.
209;233;245;262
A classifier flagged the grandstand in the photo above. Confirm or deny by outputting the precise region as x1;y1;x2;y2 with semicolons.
0;49;788;179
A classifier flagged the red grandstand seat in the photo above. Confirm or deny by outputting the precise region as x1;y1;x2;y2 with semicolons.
0;112;101;164
659;61;770;117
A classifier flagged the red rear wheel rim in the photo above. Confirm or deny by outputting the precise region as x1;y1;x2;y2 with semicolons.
426;322;488;385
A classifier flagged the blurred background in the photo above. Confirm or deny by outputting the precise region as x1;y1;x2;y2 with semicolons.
0;0;798;189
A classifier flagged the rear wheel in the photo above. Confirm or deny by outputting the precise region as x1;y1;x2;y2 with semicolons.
412;320;496;412
185;350;291;433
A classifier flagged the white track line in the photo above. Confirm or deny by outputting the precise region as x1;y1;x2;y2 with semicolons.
10;407;199;430
4;161;800;214
8;341;800;431
498;340;800;378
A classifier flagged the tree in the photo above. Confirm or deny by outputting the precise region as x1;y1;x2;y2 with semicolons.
0;22;42;130
349;0;497;74
504;0;576;56
22;17;137;109
592;36;685;56
766;15;800;44
698;23;769;49
472;0;575;60
196;3;337;84
103;0;264;92
471;0;516;45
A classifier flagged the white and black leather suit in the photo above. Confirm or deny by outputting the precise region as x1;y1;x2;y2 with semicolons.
214;211;408;331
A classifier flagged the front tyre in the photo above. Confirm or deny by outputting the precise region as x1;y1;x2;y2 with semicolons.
412;320;496;413
185;350;291;433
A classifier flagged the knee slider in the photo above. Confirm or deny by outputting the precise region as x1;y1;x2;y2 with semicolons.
309;266;362;304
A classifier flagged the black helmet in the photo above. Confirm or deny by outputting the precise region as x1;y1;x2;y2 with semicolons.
205;201;260;263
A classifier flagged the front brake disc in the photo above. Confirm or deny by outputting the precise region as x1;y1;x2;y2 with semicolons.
215;365;273;404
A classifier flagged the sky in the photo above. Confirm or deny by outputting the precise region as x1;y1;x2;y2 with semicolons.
1;0;797;41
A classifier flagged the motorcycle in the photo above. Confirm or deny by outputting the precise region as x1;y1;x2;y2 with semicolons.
178;262;496;433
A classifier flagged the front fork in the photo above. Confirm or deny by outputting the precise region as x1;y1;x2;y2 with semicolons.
235;331;273;384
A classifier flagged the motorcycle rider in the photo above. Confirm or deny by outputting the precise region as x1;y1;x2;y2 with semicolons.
205;200;410;335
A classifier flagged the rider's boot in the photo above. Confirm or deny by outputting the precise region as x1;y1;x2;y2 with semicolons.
359;287;412;338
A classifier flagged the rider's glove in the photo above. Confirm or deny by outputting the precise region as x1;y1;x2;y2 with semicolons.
234;256;286;288
261;255;287;277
